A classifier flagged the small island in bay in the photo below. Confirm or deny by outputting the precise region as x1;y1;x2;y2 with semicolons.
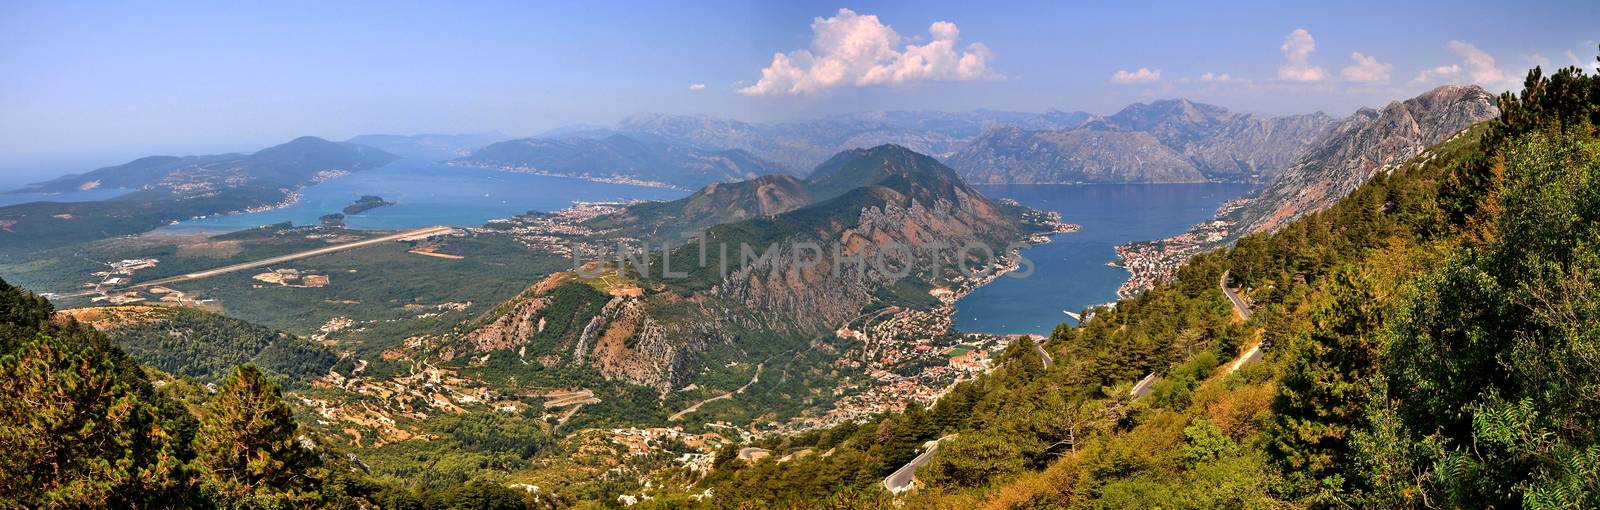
341;195;394;215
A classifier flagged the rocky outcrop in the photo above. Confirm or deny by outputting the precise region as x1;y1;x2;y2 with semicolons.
1113;84;1501;295
1230;85;1499;234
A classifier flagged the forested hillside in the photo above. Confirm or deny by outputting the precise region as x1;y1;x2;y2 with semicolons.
58;305;339;387
0;278;567;509
658;62;1600;509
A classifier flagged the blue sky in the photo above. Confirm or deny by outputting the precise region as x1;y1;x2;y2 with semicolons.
1;0;1596;183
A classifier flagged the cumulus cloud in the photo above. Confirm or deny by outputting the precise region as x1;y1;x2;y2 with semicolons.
1110;68;1162;84
687;83;706;91
1340;52;1392;83
738;9;996;96
1413;64;1462;83
1446;40;1508;86
1277;29;1325;82
1413;41;1510;87
1198;72;1237;83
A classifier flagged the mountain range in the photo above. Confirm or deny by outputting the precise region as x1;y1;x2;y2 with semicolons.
0;137;397;254
615;109;1096;174
17;136;395;195
449;134;789;188
1114;84;1501;295
465;144;1046;390
1224;84;1499;234
344;132;508;160
947;100;1337;183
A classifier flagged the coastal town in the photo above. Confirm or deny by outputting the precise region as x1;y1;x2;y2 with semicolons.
474;202;636;257
1113;198;1247;297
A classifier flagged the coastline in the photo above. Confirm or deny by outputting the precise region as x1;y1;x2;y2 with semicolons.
445;161;693;191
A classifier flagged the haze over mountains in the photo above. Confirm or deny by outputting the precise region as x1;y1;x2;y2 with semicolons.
950;100;1338;183
344;133;508;161
489;99;1337;187
451;134;789;188
0;137;397;254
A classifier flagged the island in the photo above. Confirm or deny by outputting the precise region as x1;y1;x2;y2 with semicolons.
341;195;394;215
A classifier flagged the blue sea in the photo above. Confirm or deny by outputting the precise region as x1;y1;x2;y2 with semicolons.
157;159;688;233
953;183;1252;335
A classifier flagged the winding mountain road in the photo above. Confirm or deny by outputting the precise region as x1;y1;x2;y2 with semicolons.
1220;270;1263;374
1030;334;1053;369
1220;270;1251;321
883;435;956;494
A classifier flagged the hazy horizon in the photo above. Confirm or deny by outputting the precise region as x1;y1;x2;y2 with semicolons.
3;0;1596;180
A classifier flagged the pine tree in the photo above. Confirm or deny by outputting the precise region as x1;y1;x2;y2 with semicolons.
0;333;188;508
192;364;321;508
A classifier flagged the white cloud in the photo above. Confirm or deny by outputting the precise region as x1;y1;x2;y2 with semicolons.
1413;64;1462;83
738;9;996;96
688;83;706;91
1446;40;1508;86
1199;72;1236;83
1340;52;1392;83
1277;28;1325;82
1110;68;1162;84
1528;53;1551;69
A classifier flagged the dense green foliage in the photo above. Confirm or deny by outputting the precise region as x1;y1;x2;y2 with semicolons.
194;365;322;507
0;278;561;509
109;307;338;386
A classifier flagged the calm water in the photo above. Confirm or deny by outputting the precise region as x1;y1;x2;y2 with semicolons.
953;183;1252;335
158;159;687;233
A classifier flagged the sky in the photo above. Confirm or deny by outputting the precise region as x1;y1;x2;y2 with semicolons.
1;0;1596;184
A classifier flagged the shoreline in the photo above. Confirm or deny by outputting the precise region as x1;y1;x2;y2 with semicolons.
446;161;693;191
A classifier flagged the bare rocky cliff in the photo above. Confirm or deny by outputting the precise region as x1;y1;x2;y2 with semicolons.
1113;84;1501;296
1229;85;1499;234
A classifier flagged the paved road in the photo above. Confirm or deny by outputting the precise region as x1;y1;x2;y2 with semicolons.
883;435;956;494
1219;270;1252;321
1030;334;1053;369
1228;343;1265;374
1219;270;1264;374
1129;372;1160;398
66;226;453;298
